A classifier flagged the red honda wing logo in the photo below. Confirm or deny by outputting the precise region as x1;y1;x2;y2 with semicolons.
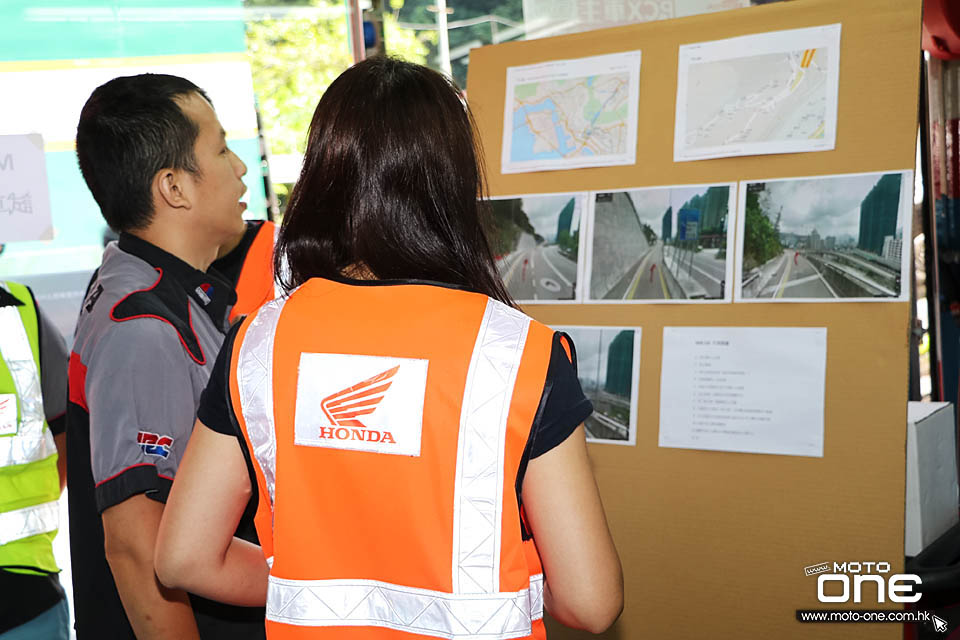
320;365;399;429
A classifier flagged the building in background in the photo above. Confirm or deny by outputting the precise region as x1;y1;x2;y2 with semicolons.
604;330;634;399
556;197;574;242
809;228;822;251
858;173;901;255
677;207;700;243
883;235;904;263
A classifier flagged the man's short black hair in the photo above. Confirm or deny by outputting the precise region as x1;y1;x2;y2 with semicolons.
76;73;213;232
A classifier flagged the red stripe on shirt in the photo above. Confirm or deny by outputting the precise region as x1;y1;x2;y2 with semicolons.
68;351;88;412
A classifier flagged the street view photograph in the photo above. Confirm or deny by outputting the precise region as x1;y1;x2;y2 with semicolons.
736;171;910;301
554;325;640;445
486;193;586;302
585;184;735;302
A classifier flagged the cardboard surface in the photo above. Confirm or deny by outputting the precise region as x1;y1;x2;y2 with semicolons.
466;0;922;637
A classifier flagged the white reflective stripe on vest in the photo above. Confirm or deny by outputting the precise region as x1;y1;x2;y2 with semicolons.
266;573;544;639
0;304;56;468
0;500;59;546
452;299;529;594
237;296;289;511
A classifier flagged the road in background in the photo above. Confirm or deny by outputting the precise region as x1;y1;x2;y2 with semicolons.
500;235;578;300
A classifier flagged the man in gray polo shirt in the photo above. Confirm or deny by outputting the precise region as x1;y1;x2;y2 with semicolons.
67;74;265;639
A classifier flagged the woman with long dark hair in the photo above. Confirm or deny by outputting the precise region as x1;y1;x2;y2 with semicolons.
156;57;622;639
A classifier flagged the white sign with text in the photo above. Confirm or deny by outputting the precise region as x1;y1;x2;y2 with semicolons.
659;326;827;457
0;134;53;243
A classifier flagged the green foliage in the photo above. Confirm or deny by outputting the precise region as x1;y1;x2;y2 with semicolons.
557;229;579;260
245;0;435;156
485;199;539;257
245;0;351;155
640;223;657;245
389;0;523;85
743;184;783;270
245;0;314;6
383;11;436;62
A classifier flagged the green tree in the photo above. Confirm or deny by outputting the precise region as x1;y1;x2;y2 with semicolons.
246;0;314;5
485;199;540;257
640;223;657;245
388;0;523;85
245;0;352;155
383;11;436;62
245;0;434;156
743;184;783;270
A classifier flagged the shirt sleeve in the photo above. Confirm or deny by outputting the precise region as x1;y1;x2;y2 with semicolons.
197;322;241;436
528;331;594;459
86;321;202;512
514;331;594;540
35;301;68;434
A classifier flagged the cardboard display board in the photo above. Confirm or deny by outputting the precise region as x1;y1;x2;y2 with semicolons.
466;0;921;637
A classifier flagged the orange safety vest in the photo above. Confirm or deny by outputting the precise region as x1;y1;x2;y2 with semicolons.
228;220;280;324
229;277;551;639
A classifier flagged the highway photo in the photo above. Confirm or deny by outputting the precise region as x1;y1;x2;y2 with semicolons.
488;193;584;301
739;172;906;300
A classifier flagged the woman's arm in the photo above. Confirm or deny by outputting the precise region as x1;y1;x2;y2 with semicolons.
521;425;623;634
155;419;269;607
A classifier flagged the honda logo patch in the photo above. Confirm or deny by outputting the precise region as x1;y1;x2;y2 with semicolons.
295;353;428;456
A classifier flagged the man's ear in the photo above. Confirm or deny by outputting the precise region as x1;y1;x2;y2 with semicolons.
153;168;193;210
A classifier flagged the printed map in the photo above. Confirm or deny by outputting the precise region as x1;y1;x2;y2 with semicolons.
683;48;828;149
509;72;630;165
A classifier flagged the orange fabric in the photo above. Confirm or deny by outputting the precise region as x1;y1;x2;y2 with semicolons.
272;628;487;640
228;220;276;324
230;278;552;639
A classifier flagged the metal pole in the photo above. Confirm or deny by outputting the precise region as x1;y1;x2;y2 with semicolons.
345;0;365;64
921;56;944;401
597;334;602;395
435;0;452;77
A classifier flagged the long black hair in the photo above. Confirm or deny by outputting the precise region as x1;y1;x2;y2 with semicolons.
275;56;513;305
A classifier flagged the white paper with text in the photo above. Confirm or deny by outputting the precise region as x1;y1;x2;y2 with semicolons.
659;326;826;457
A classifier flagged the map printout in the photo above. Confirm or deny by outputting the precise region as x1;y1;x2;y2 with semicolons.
674;24;841;162
502;51;641;173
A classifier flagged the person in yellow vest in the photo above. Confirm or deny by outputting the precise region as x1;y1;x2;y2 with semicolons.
0;280;69;639
211;219;280;325
155;57;623;639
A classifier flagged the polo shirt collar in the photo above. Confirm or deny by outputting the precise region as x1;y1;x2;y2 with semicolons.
118;232;236;329
210;220;263;286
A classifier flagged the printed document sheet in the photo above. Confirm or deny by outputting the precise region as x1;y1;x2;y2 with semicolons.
659;326;826;457
674;24;841;161
502;50;641;173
